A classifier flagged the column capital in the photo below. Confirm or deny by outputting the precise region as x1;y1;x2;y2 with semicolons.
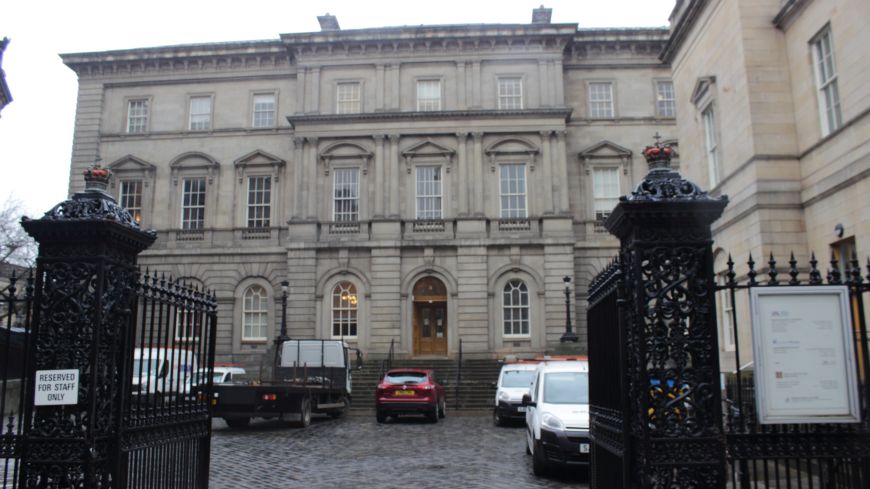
373;134;386;142
539;130;554;138
456;131;469;140
471;132;484;141
388;134;400;143
305;136;319;145
292;136;305;146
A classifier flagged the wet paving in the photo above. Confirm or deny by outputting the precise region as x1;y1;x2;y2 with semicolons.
209;413;589;489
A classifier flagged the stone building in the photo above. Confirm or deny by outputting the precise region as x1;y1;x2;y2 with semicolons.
60;7;677;363
662;0;870;369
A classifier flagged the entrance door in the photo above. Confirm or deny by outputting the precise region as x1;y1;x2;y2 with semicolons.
414;302;448;356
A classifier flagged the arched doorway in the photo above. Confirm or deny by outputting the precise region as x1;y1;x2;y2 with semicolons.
412;277;448;356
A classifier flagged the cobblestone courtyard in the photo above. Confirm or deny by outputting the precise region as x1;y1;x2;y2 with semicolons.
209;413;589;489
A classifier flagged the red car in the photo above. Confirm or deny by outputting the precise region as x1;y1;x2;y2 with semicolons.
376;368;447;423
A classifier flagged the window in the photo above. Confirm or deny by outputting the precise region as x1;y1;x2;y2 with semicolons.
811;27;842;136
175;309;201;342
503;279;530;337
831;237;856;278
246;176;271;228
498;77;523;110
588;82;614;118
189;96;212;131
592;168;619;221
119;180;143;223
499;164;527;218
702;105;720;188
127;99;149;133
336;82;361;114
416;80;441;111
332;281;358;338
252;93;276;128
242;286;269;341
181;177;206;230
415;166;442;220
717;275;735;351
333;168;359;222
656;81;675;118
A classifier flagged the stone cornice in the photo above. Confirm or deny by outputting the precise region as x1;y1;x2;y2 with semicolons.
659;0;708;64
773;0;813;30
61;40;288;77
568;28;670;64
286;108;573;128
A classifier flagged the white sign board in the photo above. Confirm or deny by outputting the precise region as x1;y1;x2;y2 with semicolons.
34;369;79;406
750;286;860;424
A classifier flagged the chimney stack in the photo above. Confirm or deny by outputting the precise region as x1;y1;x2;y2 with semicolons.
532;5;552;24
318;13;340;31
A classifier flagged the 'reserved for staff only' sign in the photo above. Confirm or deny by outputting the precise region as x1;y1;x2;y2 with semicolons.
34;369;79;406
750;286;861;424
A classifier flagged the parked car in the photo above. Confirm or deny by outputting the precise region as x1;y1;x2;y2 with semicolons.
493;362;538;426
522;360;590;476
376;368;447;423
187;364;246;390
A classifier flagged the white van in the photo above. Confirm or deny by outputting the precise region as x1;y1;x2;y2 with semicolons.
522;360;590;476
132;347;198;399
493;362;538;426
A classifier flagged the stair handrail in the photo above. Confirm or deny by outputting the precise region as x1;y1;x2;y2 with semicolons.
454;338;462;409
379;338;395;379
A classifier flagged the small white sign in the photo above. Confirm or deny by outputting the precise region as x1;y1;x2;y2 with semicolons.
750;287;860;424
34;369;79;406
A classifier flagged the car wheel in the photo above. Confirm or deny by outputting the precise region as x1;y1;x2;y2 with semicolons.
493;409;503;427
532;439;550;476
428;404;439;423
295;397;312;428
438;398;446;419
525;429;532;455
376;410;387;423
223;417;250;429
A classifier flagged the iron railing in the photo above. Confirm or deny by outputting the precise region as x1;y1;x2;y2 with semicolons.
719;252;870;489
379;338;395;379
1;270;33;489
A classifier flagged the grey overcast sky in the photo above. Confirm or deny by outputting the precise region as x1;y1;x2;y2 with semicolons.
0;0;675;217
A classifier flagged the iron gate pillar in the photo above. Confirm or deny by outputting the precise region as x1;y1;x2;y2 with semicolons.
20;165;155;488
604;141;728;488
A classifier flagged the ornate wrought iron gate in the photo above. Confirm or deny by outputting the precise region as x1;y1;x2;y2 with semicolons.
1;271;32;488
1;165;217;489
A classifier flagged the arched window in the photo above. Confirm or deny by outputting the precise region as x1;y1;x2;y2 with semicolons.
243;285;269;341
503;279;530;337
332;282;358;338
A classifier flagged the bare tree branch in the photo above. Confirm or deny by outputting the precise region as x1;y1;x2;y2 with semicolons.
0;196;37;266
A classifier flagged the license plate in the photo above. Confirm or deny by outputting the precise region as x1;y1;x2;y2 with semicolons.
394;390;415;396
579;443;590;453
517;406;526;413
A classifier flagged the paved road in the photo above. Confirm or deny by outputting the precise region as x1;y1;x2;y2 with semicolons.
209;413;589;489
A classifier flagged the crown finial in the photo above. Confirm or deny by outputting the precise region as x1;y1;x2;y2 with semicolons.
641;136;674;171
82;162;111;192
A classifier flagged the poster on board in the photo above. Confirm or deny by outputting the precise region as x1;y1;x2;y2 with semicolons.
750;286;860;424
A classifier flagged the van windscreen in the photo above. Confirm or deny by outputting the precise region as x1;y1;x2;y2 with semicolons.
543;372;589;404
501;370;535;388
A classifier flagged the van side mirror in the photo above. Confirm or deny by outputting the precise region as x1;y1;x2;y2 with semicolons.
522;393;535;407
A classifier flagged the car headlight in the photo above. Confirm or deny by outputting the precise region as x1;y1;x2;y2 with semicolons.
498;391;511;402
541;412;565;431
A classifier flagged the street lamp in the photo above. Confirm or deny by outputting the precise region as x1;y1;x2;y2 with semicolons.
560;276;578;343
277;280;290;343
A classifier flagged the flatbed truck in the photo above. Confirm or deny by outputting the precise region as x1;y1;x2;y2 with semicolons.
209;339;362;428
